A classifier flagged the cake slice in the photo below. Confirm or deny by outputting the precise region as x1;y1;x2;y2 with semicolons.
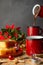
0;40;23;58
0;40;16;48
0;47;16;57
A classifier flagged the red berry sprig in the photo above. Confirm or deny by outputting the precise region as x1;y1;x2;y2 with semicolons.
0;24;25;41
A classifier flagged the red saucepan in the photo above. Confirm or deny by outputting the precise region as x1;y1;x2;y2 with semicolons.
27;26;42;36
26;36;43;56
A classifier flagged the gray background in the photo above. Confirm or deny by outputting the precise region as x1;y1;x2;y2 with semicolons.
0;0;43;34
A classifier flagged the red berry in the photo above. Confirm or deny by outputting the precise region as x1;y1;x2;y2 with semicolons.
0;35;5;40
4;32;9;37
14;33;18;38
6;24;10;29
18;48;23;55
10;24;15;29
16;27;21;30
8;36;11;39
0;31;2;35
19;48;23;51
8;55;14;60
22;34;24;38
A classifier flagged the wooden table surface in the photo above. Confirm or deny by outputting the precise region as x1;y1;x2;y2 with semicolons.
0;52;43;65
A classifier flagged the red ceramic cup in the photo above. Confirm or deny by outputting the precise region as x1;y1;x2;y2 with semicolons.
27;26;42;36
26;36;43;56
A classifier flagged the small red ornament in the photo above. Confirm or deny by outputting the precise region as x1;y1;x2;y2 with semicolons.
8;55;14;60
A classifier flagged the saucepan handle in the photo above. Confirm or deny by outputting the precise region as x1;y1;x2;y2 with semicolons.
39;28;42;35
41;29;43;35
41;40;43;53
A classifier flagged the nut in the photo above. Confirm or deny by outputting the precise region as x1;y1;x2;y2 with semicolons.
18;59;25;63
13;58;18;64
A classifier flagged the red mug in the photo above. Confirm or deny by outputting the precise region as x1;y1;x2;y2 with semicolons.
26;36;43;56
27;26;42;36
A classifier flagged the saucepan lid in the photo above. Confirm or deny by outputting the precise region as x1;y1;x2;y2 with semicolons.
26;36;43;40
